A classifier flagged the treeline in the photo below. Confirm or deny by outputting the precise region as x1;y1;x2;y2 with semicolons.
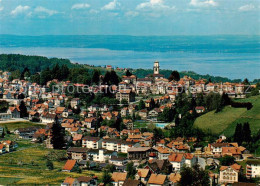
132;68;242;83
0;54;74;74
233;122;260;154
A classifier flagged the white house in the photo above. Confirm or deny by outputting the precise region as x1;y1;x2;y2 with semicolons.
82;136;102;149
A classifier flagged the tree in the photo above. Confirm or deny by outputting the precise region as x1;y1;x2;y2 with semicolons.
179;164;210;186
19;101;28;118
220;155;235;166
234;123;243;145
150;98;155;110
121;99;128;106
158;107;175;122
243;122;252;143
138;100;145;110
92;70;100;85
46;159;54;170
103;71;111;85
101;170;112;185
243;78;250;85
110;70;120;85
126;162;137;179
126;69;132;77
51;116;65;149
168;70;180;81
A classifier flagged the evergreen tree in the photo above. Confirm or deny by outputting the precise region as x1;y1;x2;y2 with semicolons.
243;122;252;143
101;170;112;185
125;69;132;77
234;123;243;145
243;78;250;85
103;71;111;85
179;164;210;186
138;100;145;110
110;70;120;85
126;162;137;179
19;101;28;118
168;70;180;81
46;159;54;170
150;98;155;110
92;70;100;85
60;64;70;80
220;155;235;166
51;116;65;149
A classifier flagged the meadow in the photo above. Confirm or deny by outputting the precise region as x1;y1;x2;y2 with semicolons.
194;95;260;137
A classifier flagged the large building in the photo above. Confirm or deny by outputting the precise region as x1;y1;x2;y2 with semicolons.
246;159;260;179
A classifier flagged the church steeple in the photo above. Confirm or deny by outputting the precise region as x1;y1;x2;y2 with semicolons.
153;61;159;75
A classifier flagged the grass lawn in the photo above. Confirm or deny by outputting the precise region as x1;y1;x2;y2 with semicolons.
194;95;260;136
0;143;102;185
194;106;246;135
0;121;45;131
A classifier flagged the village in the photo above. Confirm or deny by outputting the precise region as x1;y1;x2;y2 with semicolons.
0;61;259;186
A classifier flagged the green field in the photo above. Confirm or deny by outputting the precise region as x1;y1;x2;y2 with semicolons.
0;121;45;131
194;95;260;137
0;141;102;185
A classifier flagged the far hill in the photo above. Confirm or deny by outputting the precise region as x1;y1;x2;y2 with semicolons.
194;95;260;137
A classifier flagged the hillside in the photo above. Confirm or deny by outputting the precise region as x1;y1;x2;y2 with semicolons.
194;95;260;137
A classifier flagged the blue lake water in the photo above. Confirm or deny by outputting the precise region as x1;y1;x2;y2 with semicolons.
0;35;259;80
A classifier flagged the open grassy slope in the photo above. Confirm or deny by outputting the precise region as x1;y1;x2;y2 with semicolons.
0;121;45;131
0;143;102;185
194;95;260;137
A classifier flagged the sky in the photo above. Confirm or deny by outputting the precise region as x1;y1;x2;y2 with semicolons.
0;0;259;35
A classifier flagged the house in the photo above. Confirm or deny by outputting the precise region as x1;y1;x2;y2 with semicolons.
14;127;39;139
168;173;181;186
156;147;171;160
128;147;156;160
123;119;134;130
219;163;241;184
246;159;260;179
73;134;83;145
61;177;80;186
144;159;172;175
121;107;129;117
111;172;127;186
122;179;144;186
195;106;205;113
109;156;128;166
168;153;185;172
87;149;117;162
138;109;148;120
8;106;20;118
183;153;197;167
62;160;78;172
0;144;6;154
148;108;162;121
83;117;97;129
41;113;57;124
71;98;80;108
116;89;135;103
2;140;18;152
102;139;136;153
147;174;167;186
67;147;88;161
77;176;98;186
136;169;151;184
82;136;102;149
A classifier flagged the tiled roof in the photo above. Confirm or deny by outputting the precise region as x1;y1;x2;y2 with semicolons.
63;160;77;171
148;174;166;185
112;172;127;182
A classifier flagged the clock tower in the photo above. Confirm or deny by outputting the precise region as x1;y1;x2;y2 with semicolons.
153;61;159;75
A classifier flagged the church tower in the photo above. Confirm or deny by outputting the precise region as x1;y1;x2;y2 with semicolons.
153;61;159;75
